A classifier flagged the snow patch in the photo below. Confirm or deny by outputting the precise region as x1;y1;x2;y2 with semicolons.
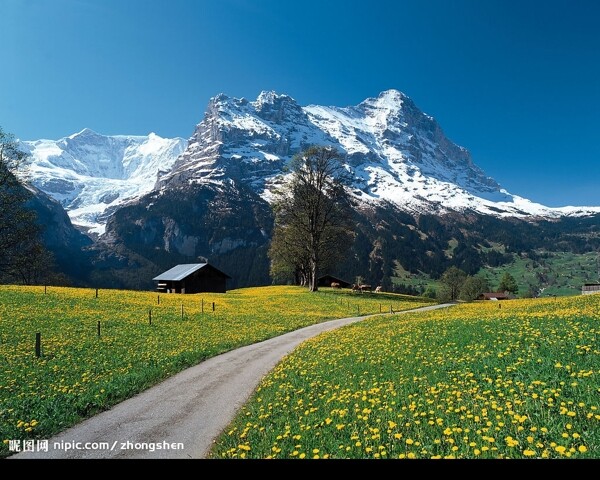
20;131;186;235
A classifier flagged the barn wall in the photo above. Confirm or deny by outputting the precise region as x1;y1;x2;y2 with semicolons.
183;269;227;293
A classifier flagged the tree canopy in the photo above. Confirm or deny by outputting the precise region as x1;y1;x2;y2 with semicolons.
498;271;519;295
0;127;50;284
438;266;467;301
269;146;354;291
459;275;490;301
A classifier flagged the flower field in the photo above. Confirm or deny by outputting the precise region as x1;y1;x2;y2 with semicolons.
0;285;428;456
214;295;600;459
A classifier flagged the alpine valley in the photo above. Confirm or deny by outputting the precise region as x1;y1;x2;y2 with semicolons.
19;90;600;293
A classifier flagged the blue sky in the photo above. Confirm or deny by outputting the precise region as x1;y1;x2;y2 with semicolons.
1;0;599;207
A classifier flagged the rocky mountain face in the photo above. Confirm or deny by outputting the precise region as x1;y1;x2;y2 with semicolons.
101;179;273;289
19;185;93;282
19;90;600;289
95;90;600;289
155;89;600;217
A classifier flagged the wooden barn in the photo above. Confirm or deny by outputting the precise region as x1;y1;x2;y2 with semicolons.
317;274;352;289
153;263;231;294
478;292;513;301
582;283;600;295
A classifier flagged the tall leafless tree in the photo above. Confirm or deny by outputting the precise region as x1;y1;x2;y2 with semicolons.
269;146;354;291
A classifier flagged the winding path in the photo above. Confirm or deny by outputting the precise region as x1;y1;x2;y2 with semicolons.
15;303;453;459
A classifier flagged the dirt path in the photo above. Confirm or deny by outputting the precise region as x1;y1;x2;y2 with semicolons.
14;303;453;459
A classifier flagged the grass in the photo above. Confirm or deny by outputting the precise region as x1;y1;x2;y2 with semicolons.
479;251;600;297
0;284;431;456
392;261;441;292
213;294;600;459
393;250;600;297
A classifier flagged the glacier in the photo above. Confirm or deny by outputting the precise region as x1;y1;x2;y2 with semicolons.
20;129;186;236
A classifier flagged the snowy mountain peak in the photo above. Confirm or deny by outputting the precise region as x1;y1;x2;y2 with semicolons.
24;90;600;239
20;131;186;235
253;91;305;124
209;92;240;106
366;88;407;106
162;90;600;219
253;90;296;108
255;90;283;104
68;127;100;138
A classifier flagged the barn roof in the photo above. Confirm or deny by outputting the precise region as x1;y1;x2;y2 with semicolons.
153;263;231;281
318;274;352;285
480;292;512;300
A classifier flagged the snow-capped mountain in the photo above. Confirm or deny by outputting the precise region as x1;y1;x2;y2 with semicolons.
67;89;600;290
21;89;600;245
159;89;600;218
20;129;186;235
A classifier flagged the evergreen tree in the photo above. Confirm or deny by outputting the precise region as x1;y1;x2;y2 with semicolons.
498;272;519;295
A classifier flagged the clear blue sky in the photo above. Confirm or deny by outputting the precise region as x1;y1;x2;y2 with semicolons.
1;0;599;207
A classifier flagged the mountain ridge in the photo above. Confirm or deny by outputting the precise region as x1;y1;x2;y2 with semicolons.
21;90;600;239
20;129;186;235
159;89;600;219
13;89;600;290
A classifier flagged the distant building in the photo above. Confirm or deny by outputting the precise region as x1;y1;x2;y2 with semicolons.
153;263;231;294
582;283;600;295
478;292;513;301
317;274;352;289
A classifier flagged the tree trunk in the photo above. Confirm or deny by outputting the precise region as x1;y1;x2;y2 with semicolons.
308;256;318;292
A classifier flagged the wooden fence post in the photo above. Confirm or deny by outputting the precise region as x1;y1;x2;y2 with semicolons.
158;295;160;305
35;333;41;358
95;288;98;298
149;309;152;325
212;302;215;312
181;304;184;320
97;321;101;337
201;298;204;314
